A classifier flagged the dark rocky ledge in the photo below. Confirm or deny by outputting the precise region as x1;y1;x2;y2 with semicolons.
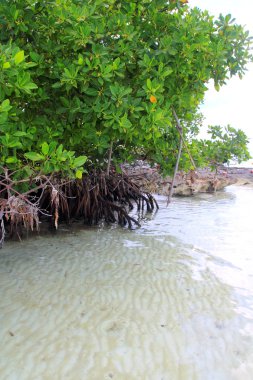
123;163;253;196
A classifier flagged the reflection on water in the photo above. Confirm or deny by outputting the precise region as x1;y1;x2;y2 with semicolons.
0;185;253;379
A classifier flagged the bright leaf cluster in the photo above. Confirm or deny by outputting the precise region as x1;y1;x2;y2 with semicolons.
0;0;252;176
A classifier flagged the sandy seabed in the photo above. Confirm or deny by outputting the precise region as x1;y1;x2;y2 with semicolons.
1;186;253;380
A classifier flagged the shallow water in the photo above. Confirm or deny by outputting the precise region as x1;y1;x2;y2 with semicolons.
1;185;253;380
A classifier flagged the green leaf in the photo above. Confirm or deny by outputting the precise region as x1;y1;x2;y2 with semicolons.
214;83;220;92
147;79;152;90
75;169;83;179
8;140;22;148
86;88;98;96
30;52;41;62
3;62;11;69
52;82;63;89
43;161;53;174
109;85;117;97
14;50;25;65
24;82;38;91
13;131;27;137
163;68;173;77
78;55;84;65
25;62;38;68
48;141;58;155
6;156;18;163
56;144;63;156
73;156;87;168
0;113;8;124
0;99;12;113
17;73;38;93
24;152;44;161
41;142;49;155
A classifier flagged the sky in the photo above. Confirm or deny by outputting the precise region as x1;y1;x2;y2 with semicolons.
189;0;253;156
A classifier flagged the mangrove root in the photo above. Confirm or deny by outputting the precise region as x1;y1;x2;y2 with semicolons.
0;168;158;244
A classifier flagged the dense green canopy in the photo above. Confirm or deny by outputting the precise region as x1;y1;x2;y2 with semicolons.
0;0;252;178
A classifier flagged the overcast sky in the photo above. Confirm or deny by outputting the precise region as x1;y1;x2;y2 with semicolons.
189;0;253;155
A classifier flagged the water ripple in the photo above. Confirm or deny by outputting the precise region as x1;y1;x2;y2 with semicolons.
0;186;253;379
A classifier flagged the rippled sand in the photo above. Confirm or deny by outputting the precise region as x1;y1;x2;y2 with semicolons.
1;186;253;379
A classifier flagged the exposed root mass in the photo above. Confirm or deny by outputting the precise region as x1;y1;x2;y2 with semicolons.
0;169;158;245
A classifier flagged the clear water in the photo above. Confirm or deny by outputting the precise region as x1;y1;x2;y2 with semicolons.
0;185;253;380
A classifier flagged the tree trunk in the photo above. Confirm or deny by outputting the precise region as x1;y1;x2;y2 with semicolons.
167;110;183;205
167;135;183;205
106;141;113;176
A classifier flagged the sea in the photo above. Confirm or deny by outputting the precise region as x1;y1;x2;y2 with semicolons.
0;184;253;379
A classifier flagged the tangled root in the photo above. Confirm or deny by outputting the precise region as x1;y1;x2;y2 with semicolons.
0;169;158;244
40;171;158;228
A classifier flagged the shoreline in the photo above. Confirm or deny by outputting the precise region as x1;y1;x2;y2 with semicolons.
1;165;252;244
224;166;253;185
124;163;253;196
